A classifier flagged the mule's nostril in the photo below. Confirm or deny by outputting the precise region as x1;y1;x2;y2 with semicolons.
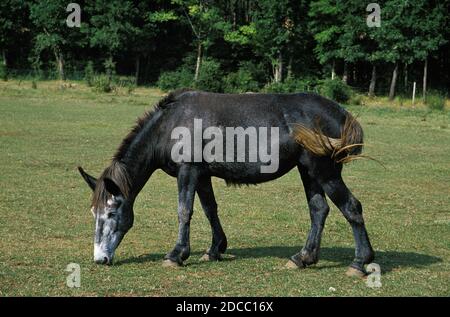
94;256;110;265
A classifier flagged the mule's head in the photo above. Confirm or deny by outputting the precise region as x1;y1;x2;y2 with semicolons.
78;166;134;265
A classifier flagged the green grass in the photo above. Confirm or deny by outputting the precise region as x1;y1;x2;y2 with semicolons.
0;80;449;296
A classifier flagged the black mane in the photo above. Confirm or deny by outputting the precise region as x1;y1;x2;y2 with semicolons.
112;88;193;162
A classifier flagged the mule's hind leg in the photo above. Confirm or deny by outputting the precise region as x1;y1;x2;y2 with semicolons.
318;166;375;276
288;166;330;268
197;176;227;261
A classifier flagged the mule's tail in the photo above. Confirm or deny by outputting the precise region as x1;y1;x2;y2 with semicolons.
293;113;364;164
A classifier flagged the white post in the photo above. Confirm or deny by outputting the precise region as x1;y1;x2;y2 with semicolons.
412;81;416;106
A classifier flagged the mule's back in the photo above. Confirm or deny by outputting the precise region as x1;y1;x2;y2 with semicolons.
174;90;348;137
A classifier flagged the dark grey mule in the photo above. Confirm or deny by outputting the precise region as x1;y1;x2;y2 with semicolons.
78;89;374;276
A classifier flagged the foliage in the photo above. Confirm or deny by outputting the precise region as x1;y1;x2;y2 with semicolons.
426;90;446;111
93;74;114;93
28;0;86;80
157;67;194;92
319;79;353;103
0;0;449;94
349;94;364;106
84;0;139;56
0;0;29;52
0;61;7;81
251;0;308;82
238;61;269;86
104;58;116;79
224;24;256;46
264;77;318;93
223;68;259;93
194;58;223;92
308;0;344;65
115;76;137;94
84;62;95;87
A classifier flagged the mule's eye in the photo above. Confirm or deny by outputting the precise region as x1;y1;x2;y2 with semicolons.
107;212;116;219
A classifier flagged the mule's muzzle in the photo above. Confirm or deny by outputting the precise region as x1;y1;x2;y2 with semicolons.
94;256;112;265
94;244;113;265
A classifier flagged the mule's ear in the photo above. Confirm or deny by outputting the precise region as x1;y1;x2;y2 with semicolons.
78;166;97;191
104;177;123;197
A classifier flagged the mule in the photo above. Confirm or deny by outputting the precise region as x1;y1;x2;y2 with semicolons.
78;89;375;276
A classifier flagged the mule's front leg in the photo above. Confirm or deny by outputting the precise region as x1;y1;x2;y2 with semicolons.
163;165;199;267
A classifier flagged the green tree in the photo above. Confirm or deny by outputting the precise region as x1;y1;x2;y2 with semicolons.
29;0;83;81
406;0;447;100
172;0;225;81
0;0;29;72
84;0;139;74
308;0;345;80
368;1;407;100
336;0;369;84
252;0;302;83
368;0;447;100
129;1;179;85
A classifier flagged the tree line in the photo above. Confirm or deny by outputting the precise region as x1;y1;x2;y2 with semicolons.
1;0;449;100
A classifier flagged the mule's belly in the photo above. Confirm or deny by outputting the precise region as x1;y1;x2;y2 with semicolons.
160;144;301;185
206;135;302;184
208;159;298;185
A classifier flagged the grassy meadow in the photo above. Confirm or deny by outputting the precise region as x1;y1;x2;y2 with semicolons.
0;80;449;296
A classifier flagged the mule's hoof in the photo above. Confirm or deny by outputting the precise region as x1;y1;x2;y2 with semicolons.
200;253;222;262
162;259;182;268
345;266;366;278
285;259;304;269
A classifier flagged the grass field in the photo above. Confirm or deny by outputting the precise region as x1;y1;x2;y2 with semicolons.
0;80;449;296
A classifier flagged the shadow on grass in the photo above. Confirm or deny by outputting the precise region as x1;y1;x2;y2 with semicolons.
115;246;442;273
114;251;204;267
227;246;442;273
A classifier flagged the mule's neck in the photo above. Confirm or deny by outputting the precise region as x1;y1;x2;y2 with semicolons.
119;111;163;200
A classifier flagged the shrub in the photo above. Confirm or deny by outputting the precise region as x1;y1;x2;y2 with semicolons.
87;59;117;93
350;94;364;106
195;58;223;92
104;58;115;78
116;76;136;94
223;68;259;93
239;61;267;84
319;79;353;103
103;58;116;91
263;81;286;93
0;62;7;81
157;58;224;92
93;74;114;93
426;90;446;111
84;61;94;87
157;67;193;91
263;77;318;93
